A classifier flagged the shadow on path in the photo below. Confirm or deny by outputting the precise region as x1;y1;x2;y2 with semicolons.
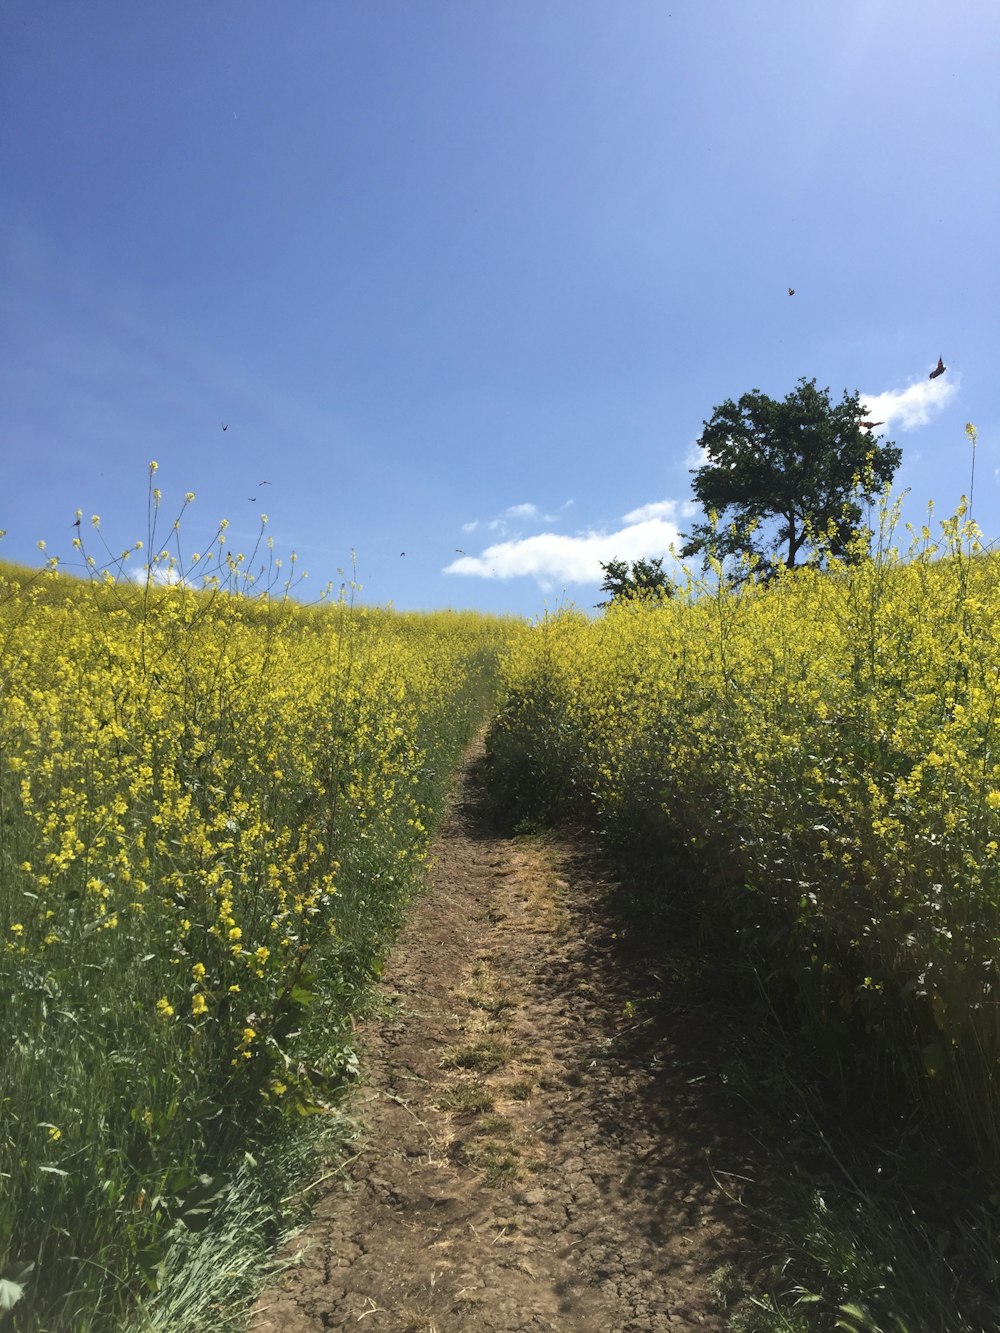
250;742;771;1332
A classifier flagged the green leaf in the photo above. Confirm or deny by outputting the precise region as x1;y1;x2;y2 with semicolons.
835;1302;876;1332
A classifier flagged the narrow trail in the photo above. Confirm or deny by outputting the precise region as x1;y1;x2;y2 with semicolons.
251;742;762;1332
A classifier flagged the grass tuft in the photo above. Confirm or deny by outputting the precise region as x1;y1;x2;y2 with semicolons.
441;1040;513;1074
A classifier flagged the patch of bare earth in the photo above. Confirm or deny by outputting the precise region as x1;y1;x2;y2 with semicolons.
250;744;760;1331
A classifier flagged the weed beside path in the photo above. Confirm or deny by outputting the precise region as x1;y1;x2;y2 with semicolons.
249;742;762;1332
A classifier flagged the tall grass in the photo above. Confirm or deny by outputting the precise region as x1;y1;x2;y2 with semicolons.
0;480;516;1328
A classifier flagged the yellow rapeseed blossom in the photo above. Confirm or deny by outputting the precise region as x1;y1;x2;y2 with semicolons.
488;499;1000;1166
0;532;516;1311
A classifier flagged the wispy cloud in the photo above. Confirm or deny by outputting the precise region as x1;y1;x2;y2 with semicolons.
464;498;572;541
860;375;957;431
623;499;698;523
444;511;682;588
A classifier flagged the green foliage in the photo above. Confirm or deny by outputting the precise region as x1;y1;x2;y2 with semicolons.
682;377;902;577
598;557;675;607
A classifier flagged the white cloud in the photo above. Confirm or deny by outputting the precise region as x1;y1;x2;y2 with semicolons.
623;498;699;524
443;515;682;588
623;499;678;523
481;501;548;537
860;375;957;431
684;440;709;470
128;564;184;586
464;499;574;537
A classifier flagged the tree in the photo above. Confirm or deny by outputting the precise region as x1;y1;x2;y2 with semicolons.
681;378;901;577
598;556;675;608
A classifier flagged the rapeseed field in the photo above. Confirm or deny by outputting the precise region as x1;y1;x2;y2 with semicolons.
489;499;1000;1178
0;493;516;1327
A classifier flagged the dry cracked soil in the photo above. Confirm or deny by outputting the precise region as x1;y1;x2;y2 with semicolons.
250;742;765;1331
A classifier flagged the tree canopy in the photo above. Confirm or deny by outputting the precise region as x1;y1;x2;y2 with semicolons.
598;556;675;608
681;377;901;576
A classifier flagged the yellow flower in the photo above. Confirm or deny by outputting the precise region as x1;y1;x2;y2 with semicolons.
156;997;174;1019
191;993;208;1016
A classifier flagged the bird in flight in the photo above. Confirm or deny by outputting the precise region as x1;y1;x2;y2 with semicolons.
399;552;406;557
222;422;229;431
455;548;466;555
859;420;885;430
787;287;795;296
929;356;946;380
258;480;271;486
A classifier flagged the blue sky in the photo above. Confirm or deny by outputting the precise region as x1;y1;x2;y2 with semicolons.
2;1;997;616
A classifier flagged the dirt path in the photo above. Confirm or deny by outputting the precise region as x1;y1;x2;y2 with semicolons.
251;743;760;1332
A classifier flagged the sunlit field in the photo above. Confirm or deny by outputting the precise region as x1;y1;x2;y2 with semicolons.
489;498;1000;1178
8;472;1000;1329
0;494;516;1328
